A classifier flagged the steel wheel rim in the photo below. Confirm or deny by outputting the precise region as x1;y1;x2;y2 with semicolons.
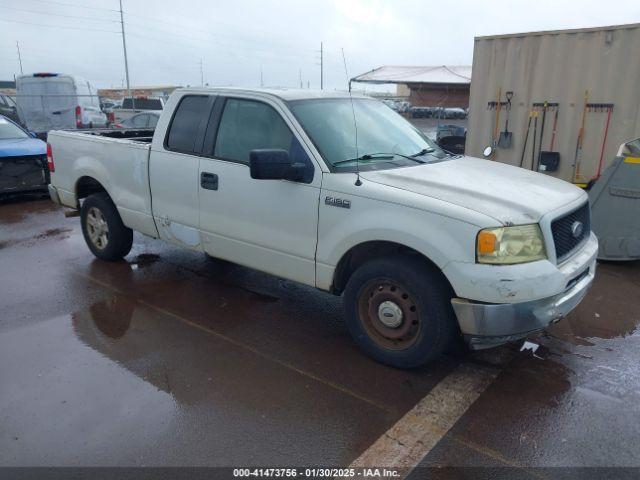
86;207;109;250
357;279;421;350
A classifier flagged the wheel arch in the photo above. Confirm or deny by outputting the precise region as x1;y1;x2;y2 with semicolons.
330;240;454;295
75;175;110;205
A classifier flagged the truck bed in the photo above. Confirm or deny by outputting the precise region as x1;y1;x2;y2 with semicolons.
47;128;158;238
69;127;155;143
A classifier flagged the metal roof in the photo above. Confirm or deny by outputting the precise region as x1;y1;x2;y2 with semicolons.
176;86;370;101
351;66;472;85
475;22;640;40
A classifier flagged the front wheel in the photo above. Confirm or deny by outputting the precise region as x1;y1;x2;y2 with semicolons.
343;255;458;368
81;192;133;261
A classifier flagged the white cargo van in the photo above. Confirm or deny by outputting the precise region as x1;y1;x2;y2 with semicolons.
16;73;108;136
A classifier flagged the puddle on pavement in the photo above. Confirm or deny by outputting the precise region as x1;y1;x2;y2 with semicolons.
83;295;136;339
0;312;177;465
0;227;72;249
129;253;161;269
539;262;640;348
0;198;59;224
546;301;640;347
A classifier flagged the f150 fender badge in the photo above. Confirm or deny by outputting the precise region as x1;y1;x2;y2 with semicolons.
325;196;351;209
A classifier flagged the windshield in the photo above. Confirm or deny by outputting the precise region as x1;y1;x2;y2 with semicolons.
289;98;447;171
0;117;29;139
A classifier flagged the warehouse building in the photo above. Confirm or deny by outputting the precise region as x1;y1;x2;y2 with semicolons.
466;23;640;184
351;65;472;108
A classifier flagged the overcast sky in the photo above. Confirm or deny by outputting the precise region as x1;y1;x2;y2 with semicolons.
1;0;639;91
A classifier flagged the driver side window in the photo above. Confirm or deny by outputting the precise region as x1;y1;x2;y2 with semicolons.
214;98;312;174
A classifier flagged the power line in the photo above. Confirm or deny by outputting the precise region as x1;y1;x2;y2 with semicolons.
0;3;119;23
22;0;119;13
124;18;314;60
0;17;120;33
125;23;315;65
125;31;316;67
123;9;301;52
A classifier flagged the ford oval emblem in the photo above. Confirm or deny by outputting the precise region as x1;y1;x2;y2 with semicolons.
571;221;584;239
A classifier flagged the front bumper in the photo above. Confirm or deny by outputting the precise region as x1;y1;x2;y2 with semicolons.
451;238;597;350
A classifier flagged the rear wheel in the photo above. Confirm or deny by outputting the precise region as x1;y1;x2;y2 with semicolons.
81;193;133;261
344;255;458;368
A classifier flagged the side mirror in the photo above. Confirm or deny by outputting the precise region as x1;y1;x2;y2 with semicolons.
250;149;307;182
483;146;493;157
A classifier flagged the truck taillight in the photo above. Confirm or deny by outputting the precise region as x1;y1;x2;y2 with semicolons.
46;143;55;172
75;105;82;127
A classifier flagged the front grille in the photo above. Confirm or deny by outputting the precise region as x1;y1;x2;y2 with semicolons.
551;202;591;262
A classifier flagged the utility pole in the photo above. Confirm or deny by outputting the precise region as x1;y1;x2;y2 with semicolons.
260;66;264;87
299;69;302;89
320;42;323;90
199;58;204;87
16;41;23;75
118;0;132;101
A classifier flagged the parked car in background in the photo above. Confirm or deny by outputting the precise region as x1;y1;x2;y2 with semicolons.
443;107;467;119
0;93;24;126
16;73;107;137
410;106;435;118
112;97;164;123
0;114;49;196
436;124;466;155
100;99;119;111
382;99;400;112
397;101;411;113
114;111;161;129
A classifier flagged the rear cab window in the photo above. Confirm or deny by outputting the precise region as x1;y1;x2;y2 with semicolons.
164;95;213;154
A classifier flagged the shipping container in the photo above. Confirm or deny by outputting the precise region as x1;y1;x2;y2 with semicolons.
466;23;640;185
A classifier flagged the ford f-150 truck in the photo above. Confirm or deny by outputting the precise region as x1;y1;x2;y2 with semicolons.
47;87;598;368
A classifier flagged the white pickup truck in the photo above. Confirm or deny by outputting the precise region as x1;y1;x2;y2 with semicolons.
47;87;598;368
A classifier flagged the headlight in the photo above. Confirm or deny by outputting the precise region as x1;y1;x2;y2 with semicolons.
476;224;547;264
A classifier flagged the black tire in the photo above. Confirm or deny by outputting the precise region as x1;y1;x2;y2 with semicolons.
343;255;458;368
80;192;133;261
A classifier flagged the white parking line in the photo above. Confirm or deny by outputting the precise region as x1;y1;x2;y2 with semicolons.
349;362;501;475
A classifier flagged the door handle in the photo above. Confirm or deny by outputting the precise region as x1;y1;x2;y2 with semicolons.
200;172;218;190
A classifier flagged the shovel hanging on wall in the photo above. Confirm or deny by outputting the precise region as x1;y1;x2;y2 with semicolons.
538;104;560;172
498;91;514;149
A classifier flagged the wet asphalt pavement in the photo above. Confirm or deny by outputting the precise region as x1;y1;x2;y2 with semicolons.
1;198;639;474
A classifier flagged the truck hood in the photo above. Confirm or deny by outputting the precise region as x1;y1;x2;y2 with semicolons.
360;156;585;225
0;137;47;158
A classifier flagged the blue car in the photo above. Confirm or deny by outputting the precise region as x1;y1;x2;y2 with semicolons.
0;114;49;196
